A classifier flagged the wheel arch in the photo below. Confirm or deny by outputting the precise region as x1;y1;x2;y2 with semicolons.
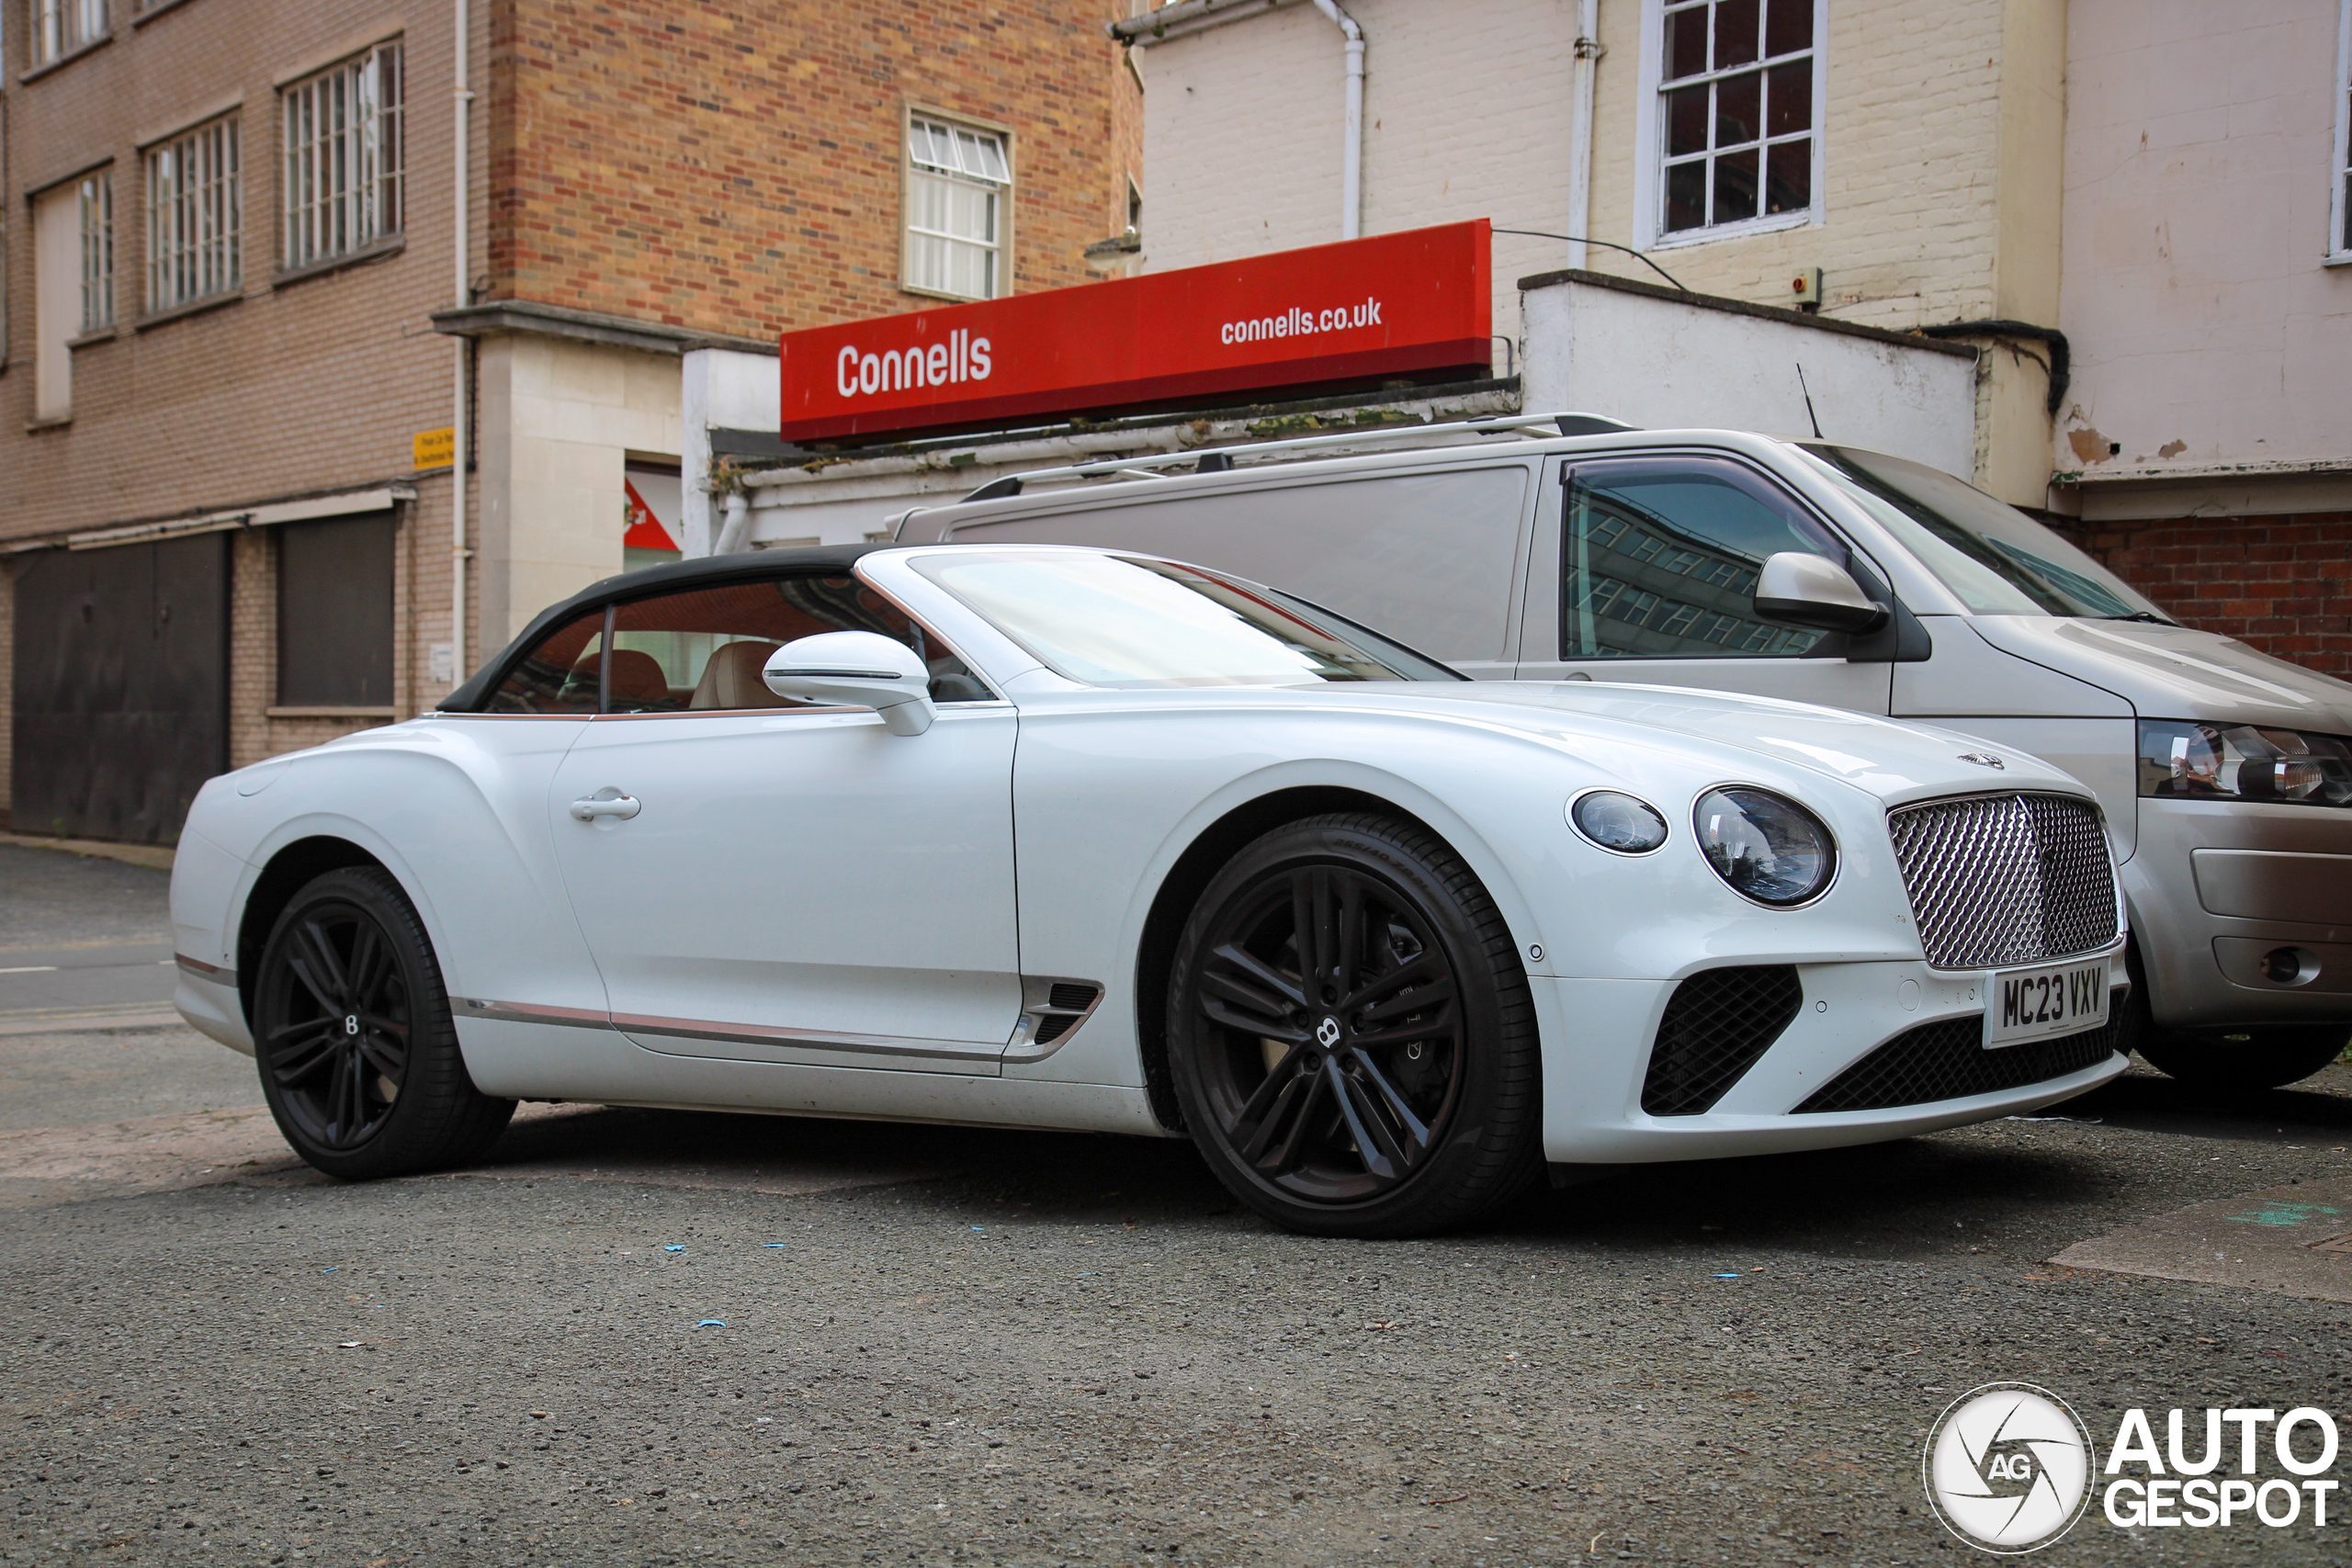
234;836;390;1025
1131;784;1481;1134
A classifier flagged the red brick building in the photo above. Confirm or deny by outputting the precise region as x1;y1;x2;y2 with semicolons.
0;0;1142;841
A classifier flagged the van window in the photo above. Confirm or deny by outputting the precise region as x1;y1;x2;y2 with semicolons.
1562;457;1843;660
943;465;1530;662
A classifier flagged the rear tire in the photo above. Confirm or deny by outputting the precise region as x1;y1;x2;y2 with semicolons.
1166;813;1544;1238
252;867;514;1179
2136;1026;2350;1092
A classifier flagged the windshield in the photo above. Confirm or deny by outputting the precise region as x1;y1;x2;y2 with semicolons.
912;549;1463;688
1796;446;2170;621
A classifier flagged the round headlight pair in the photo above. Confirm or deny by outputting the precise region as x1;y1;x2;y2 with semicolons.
1569;785;1837;907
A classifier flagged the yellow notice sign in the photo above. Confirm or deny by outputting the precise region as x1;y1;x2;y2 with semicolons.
413;427;457;470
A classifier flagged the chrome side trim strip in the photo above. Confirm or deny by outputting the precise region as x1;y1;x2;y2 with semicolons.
460;998;616;1030
611;1011;1006;1062
175;953;238;986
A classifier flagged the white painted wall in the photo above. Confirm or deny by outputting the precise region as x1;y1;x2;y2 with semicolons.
1134;0;1582;357
1521;276;1980;478
2057;0;2352;511
681;346;781;554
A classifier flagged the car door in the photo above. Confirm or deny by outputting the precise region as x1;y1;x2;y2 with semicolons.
1515;453;1895;714
544;570;1022;1076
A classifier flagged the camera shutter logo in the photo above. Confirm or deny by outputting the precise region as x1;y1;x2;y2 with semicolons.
1923;1382;2095;1552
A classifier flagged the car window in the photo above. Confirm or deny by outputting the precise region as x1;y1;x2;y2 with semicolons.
943;465;1531;663
484;610;606;714
1562;457;1845;660
485;574;989;715
912;549;1462;688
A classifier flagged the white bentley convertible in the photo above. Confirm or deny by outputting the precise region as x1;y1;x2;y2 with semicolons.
171;544;2129;1235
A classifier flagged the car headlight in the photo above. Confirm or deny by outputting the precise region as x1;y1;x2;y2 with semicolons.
1569;790;1669;853
2138;720;2352;807
1693;786;1838;907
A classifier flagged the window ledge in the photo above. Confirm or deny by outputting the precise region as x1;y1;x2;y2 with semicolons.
899;283;993;305
18;31;114;85
1645;208;1817;253
67;326;121;350
25;415;73;434
2324;252;2352;269
133;0;202;25
135;289;245;332
270;235;405;291
266;705;396;720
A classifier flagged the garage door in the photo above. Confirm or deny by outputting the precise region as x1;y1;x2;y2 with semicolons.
11;534;230;844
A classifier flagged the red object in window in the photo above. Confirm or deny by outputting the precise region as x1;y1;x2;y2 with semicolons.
624;479;680;551
777;220;1493;444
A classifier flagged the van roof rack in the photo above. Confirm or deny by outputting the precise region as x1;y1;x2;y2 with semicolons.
954;411;1637;502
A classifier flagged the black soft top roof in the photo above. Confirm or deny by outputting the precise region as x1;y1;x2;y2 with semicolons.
439;543;888;712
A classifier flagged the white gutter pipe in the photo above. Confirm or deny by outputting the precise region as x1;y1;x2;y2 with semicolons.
449;0;474;682
1566;0;1600;269
1309;0;1364;241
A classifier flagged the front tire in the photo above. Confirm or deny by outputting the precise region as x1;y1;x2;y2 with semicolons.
2136;1025;2350;1092
1166;813;1544;1238
252;867;514;1179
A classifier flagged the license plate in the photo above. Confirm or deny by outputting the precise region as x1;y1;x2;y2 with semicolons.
1985;958;2109;1049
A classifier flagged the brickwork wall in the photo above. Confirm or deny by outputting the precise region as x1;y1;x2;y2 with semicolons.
2055;513;2352;681
486;0;1144;334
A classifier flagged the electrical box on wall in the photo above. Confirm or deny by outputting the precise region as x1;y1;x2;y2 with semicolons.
1789;268;1823;311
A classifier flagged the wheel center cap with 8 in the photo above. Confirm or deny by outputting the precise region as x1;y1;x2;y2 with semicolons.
343;1014;360;1036
1316;1016;1342;1048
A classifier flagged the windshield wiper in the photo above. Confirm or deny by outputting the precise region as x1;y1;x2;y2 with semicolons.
2092;611;2175;625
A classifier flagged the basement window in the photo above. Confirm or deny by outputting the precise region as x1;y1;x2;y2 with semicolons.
905;115;1010;299
1639;0;1825;248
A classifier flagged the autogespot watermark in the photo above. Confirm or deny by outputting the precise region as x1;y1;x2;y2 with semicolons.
1922;1383;2343;1552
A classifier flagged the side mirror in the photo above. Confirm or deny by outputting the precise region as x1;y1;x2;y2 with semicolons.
1753;552;1890;636
763;631;936;736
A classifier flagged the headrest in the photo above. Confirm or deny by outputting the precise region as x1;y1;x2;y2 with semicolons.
690;639;786;709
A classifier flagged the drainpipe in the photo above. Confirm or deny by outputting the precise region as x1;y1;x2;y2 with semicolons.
450;0;474;682
1566;1;1601;269
1309;0;1363;240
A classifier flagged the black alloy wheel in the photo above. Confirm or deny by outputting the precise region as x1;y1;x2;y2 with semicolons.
1168;813;1543;1237
253;867;514;1179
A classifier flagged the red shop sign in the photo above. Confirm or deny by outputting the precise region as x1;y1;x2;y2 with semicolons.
777;220;1492;443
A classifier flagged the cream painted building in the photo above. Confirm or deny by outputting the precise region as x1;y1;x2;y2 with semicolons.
1118;0;2069;508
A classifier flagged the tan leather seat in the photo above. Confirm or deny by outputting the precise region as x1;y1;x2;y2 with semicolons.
688;639;788;709
561;648;673;710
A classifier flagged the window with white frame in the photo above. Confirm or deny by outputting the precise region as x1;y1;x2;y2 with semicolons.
79;173;113;333
905;116;1010;299
147;116;242;311
33;0;107;66
282;42;404;272
1645;0;1822;243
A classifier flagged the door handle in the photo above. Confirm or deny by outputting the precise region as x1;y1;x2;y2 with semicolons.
570;791;641;822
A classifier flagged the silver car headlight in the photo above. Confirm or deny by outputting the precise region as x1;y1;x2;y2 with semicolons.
1693;786;1838;907
2138;719;2352;807
1568;790;1669;853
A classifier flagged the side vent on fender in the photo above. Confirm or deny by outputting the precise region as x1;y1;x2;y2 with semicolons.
1007;978;1104;1061
1641;965;1803;1115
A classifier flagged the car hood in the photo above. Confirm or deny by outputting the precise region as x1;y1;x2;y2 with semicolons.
1369;680;2088;805
1966;616;2352;735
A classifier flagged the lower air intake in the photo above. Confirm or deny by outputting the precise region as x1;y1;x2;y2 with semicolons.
1794;1007;2123;1113
1642;965;1804;1116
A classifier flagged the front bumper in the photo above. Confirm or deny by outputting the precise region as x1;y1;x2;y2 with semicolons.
1535;950;2129;1165
2130;798;2352;1031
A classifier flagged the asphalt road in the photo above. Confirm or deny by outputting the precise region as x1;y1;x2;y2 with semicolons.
3;843;2350;1567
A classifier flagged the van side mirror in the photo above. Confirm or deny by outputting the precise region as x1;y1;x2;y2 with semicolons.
763;631;936;736
1753;553;1890;636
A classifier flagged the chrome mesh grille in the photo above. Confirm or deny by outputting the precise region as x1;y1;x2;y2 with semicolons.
1887;792;2118;969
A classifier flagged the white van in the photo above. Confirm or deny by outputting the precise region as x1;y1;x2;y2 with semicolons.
893;414;2352;1090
